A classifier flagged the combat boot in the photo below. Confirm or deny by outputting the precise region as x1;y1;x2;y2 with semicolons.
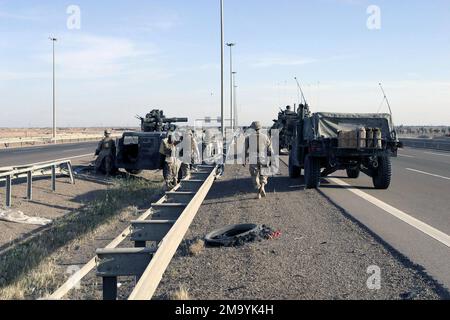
261;184;267;198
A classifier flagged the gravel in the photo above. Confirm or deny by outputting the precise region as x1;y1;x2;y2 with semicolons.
154;164;448;300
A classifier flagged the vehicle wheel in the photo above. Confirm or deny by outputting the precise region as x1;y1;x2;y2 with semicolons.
305;155;321;189
346;168;360;179
126;169;143;175
372;156;392;189
205;224;261;247
289;151;301;178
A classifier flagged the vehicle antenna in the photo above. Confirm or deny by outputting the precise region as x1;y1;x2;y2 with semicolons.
294;77;308;106
379;83;393;116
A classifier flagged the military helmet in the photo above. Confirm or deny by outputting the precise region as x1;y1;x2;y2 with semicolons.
251;121;262;131
104;130;112;136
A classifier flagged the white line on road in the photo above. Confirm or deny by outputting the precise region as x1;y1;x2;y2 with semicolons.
328;178;450;248
398;154;415;158
406;168;450;181
424;152;450;157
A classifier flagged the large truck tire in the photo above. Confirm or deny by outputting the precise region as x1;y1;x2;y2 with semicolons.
305;155;321;189
346;168;360;179
372;156;392;189
289;151;301;178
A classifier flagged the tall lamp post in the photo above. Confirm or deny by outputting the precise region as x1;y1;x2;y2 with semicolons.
220;0;225;137
232;71;237;128
49;37;57;142
226;43;235;131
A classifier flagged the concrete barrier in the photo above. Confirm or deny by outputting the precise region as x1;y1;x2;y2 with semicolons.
0;135;122;150
401;138;450;152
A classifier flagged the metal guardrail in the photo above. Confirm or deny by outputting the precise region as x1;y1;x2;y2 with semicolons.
48;164;217;300
401;138;450;152
0;160;75;207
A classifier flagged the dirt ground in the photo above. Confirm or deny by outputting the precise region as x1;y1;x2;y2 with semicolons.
0;128;133;140
153;164;448;300
0;157;165;299
0;157;103;249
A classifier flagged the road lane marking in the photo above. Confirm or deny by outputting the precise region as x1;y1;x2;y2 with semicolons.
398;154;415;158
328;178;450;248
424;152;450;157
406;168;450;181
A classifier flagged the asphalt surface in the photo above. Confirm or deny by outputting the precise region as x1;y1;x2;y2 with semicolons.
155;164;445;300
1;141;449;296
311;148;450;291
0;142;98;168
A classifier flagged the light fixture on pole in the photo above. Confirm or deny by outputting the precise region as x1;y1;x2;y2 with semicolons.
226;42;235;131
49;36;57;143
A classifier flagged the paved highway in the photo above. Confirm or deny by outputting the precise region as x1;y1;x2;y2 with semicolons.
2;141;449;292
0;142;98;168
317;148;450;290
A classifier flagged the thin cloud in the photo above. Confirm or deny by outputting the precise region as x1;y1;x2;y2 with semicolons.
251;56;317;68
0;10;42;21
42;34;159;80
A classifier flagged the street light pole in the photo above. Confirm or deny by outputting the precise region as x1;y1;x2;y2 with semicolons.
226;43;235;131
220;0;225;137
232;71;237;128
49;37;57;142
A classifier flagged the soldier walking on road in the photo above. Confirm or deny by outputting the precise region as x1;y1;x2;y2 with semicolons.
179;129;200;180
95;130;116;175
244;122;273;199
160;133;182;190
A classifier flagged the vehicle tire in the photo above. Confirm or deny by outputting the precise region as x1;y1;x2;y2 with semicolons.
346;168;360;179
126;169;143;175
289;151;301;178
205;224;261;247
372;156;392;189
305;155;321;189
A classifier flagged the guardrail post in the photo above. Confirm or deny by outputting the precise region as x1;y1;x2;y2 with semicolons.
67;162;75;185
51;165;56;191
27;171;33;201
6;175;12;207
103;277;118;300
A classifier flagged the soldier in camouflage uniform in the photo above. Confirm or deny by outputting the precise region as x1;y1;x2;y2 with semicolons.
179;129;200;180
244;122;273;199
95;130;116;175
159;133;182;190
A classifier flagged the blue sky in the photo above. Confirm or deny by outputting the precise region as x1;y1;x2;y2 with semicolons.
0;0;449;127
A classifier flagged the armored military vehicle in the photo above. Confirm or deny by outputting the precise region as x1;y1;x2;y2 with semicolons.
115;109;188;174
287;104;402;189
271;106;298;154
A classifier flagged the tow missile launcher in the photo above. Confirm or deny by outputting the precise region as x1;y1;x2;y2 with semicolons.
137;109;188;133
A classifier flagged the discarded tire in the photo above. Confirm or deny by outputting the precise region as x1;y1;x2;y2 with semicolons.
205;224;262;247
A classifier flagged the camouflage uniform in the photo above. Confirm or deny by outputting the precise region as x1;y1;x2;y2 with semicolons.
179;131;200;180
95;131;116;175
245;122;273;199
159;136;180;190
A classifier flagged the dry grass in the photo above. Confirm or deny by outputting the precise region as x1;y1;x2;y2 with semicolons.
170;285;191;301
0;176;162;300
188;239;205;256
